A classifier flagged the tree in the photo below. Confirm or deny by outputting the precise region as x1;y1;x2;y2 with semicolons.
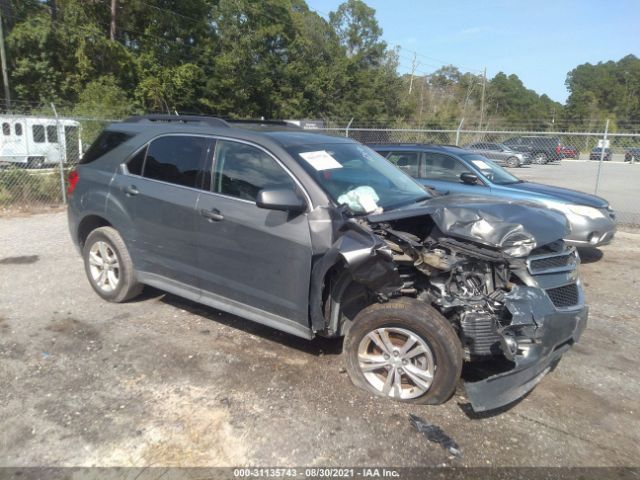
329;0;386;66
565;55;640;130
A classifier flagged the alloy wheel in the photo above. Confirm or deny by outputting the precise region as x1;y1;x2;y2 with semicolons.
357;327;435;400
88;241;120;293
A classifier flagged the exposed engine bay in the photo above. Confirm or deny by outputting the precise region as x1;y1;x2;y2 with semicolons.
310;196;588;411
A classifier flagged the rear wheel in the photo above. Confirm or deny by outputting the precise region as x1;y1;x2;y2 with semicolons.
506;156;520;168
343;297;462;404
26;156;45;169
83;227;143;302
533;152;548;164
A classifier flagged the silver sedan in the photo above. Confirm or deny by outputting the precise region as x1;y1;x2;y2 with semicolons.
464;142;531;167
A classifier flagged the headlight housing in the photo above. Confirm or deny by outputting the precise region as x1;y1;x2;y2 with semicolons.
546;203;605;220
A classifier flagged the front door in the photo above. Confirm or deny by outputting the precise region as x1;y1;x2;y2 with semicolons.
419;151;491;196
195;139;313;325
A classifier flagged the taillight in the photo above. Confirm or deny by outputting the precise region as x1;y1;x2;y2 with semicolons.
67;169;79;197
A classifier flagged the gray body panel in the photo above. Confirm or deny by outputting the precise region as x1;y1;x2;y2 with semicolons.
463;143;529;167
195;190;313;324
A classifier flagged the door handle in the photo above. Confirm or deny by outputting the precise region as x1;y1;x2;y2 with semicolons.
124;185;139;196
200;208;224;222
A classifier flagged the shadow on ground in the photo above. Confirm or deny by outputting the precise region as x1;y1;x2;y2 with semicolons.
577;247;604;264
159;290;343;357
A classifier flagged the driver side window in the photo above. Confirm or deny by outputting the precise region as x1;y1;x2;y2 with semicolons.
385;151;421;178
212;140;296;202
423;153;473;183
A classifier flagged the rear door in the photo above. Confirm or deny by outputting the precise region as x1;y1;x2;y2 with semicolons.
112;134;214;289
195;139;314;325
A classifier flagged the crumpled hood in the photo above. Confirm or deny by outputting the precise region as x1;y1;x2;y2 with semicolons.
368;194;570;252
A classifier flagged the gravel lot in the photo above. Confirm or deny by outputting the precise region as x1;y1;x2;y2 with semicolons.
1;210;639;468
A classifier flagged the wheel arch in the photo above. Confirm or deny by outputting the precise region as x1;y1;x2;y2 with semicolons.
77;214;112;248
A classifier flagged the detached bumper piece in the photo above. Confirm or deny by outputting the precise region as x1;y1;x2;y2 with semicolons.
464;296;588;412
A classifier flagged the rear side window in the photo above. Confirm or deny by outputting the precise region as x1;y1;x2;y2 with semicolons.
81;131;133;164
143;135;211;189
46;125;58;143
2;122;9;135
33;125;45;143
15;123;23;136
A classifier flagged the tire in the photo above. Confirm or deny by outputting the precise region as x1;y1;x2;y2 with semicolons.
533;152;548;164
83;226;143;303
506;156;519;168
27;156;45;169
343;297;463;405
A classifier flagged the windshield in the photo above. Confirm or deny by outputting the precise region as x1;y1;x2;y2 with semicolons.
461;153;521;185
287;143;429;213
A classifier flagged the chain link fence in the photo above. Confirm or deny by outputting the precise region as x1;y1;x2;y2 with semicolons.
1;114;639;226
0;113;111;214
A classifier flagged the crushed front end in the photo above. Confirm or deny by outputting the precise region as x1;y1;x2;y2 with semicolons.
361;197;588;411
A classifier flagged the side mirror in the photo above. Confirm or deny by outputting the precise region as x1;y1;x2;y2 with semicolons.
460;172;479;185
256;188;306;213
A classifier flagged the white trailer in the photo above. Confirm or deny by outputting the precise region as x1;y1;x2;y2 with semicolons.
0;115;82;168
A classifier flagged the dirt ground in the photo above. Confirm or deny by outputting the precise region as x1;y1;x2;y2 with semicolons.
0;212;639;467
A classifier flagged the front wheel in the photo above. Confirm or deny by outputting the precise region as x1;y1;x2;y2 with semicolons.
343;298;463;404
83;226;143;302
506;156;520;168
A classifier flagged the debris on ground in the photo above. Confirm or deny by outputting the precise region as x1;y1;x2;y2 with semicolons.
409;413;462;457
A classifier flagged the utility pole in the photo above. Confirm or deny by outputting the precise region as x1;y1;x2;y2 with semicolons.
479;67;486;130
408;53;418;94
0;9;10;111
110;0;117;41
418;76;425;123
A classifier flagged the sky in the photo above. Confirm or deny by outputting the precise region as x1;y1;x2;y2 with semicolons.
305;0;640;104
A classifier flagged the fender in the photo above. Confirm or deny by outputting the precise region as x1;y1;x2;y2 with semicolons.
309;219;402;333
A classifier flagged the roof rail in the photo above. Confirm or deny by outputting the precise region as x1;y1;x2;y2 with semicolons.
224;119;303;130
123;114;230;128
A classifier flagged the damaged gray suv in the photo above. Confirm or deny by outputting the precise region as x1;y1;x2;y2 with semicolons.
67;115;587;412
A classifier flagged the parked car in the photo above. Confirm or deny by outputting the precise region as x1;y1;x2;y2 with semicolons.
624;147;640;163
560;145;580;159
589;147;612;161
68;115;588;412
462;142;531;167
372;144;616;247
502;136;564;164
0;115;82;168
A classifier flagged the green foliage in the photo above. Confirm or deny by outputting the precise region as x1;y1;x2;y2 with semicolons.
0;168;61;206
565;55;640;130
1;0;635;129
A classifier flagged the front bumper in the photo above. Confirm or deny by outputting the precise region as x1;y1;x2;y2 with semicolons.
464;287;588;412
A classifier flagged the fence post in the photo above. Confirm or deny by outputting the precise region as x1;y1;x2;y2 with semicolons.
455;118;464;146
594;118;609;196
345;117;354;138
51;103;67;205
